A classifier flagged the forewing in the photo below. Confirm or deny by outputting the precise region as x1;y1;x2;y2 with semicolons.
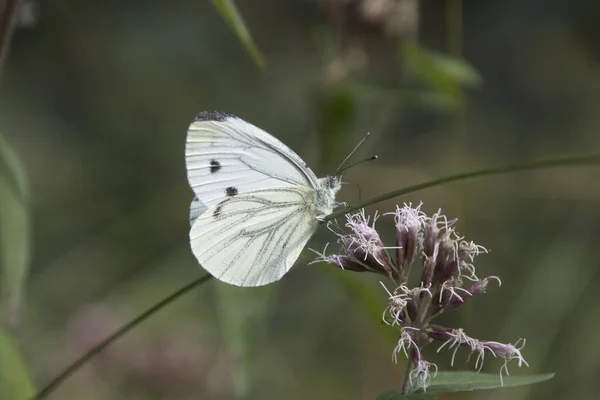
189;187;317;286
186;111;319;207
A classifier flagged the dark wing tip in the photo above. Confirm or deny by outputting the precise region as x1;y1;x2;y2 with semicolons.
194;111;236;122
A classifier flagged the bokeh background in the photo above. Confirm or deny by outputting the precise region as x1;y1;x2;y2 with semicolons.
1;0;600;399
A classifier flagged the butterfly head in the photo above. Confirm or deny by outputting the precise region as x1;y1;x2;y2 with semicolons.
326;174;342;193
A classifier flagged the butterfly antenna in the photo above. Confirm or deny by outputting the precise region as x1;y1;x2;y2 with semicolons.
335;132;372;175
336;155;378;175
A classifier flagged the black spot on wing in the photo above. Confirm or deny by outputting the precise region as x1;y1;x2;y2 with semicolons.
225;186;238;197
209;159;221;173
194;110;236;122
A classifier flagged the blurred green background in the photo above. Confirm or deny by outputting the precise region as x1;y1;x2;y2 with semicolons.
1;0;600;399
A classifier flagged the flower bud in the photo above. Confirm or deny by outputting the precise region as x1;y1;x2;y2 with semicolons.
409;344;422;364
420;257;436;287
426;325;453;342
405;299;418;322
391;204;423;272
466;276;501;296
432;259;458;286
422;219;438;259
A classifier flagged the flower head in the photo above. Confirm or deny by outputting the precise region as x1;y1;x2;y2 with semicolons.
311;210;397;278
312;203;527;392
427;326;528;385
342;210;395;273
476;339;529;385
310;243;370;273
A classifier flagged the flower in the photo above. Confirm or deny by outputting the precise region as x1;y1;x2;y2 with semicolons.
407;345;438;391
473;339;529;385
390;203;425;276
312;203;528;392
380;282;411;326
393;327;420;363
311;210;397;279
310;243;372;273
426;327;528;385
410;358;438;391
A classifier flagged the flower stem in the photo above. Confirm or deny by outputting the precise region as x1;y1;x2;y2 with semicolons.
32;274;213;399
324;153;600;221
400;358;413;394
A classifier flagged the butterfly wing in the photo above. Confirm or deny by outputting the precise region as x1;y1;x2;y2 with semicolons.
189;196;206;227
189;187;317;286
186;111;326;286
186;111;319;207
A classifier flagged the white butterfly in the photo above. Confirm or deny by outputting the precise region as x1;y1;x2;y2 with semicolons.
186;111;342;287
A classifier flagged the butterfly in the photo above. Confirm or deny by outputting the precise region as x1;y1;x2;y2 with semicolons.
186;111;342;287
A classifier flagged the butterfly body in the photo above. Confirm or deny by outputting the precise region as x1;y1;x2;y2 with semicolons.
186;111;341;287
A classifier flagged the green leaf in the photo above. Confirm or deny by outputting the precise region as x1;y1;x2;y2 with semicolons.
0;328;35;399
210;0;266;69
0;134;30;325
414;371;555;393
402;43;482;97
376;390;433;400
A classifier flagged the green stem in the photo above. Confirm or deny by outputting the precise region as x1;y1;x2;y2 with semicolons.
32;274;213;400
324;153;600;221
